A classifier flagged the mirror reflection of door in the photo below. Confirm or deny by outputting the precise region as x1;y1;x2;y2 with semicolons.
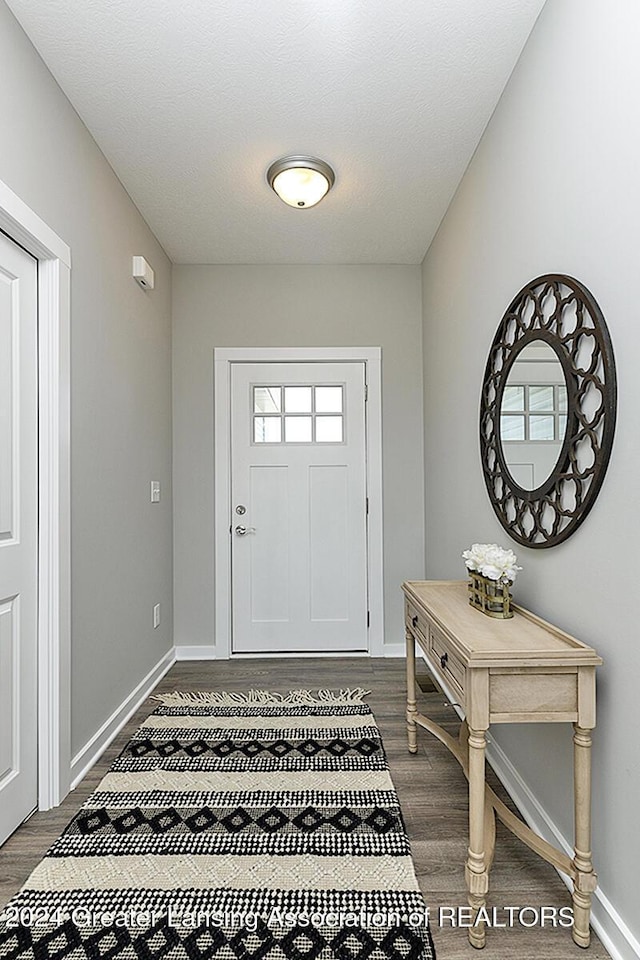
499;341;568;491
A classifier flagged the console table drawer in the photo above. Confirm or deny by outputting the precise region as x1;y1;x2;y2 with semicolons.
405;601;429;644
489;670;579;721
429;624;466;696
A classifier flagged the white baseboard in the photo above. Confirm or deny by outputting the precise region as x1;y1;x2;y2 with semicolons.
486;734;640;960
382;643;405;658
175;645;217;660
70;648;175;790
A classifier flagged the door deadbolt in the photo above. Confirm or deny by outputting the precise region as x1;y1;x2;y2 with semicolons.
235;504;246;515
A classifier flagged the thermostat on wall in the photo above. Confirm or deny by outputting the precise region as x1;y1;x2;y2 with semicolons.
132;256;155;290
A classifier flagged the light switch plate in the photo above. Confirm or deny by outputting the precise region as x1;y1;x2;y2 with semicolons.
150;481;160;503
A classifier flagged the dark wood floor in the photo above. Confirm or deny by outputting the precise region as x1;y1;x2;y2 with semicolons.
0;658;610;959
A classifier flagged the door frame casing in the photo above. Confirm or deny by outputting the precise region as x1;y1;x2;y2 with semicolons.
214;347;384;658
0;178;71;810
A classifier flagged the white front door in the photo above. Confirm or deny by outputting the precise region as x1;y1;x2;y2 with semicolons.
0;232;38;844
231;361;368;653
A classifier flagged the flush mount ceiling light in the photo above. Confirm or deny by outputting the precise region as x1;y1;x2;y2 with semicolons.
267;156;335;209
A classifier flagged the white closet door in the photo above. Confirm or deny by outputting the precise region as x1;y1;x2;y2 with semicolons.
0;232;38;845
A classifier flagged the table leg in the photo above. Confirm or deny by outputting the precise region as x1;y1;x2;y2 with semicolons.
484;796;497;875
466;726;489;948
572;725;597;948
458;719;469;766
406;627;418;754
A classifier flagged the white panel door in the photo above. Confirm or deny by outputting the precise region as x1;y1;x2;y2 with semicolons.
0;232;38;845
231;362;368;653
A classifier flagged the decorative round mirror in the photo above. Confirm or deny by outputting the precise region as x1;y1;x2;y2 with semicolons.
480;274;616;548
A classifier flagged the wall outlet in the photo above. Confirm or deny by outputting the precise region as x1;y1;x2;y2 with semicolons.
153;603;161;629
150;481;161;503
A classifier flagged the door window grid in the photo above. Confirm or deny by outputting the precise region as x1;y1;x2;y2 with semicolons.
501;383;568;442
253;384;344;443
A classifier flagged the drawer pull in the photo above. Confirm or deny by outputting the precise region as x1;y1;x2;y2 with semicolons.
440;652;448;670
412;615;419;628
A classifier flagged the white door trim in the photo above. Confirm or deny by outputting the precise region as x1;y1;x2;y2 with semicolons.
0;178;71;810
214;347;384;659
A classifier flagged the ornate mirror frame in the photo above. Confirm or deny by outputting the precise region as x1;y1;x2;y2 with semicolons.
480;274;617;548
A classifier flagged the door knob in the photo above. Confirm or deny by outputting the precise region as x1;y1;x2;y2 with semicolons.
235;525;255;536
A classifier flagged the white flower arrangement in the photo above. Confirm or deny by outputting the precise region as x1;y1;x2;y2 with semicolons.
462;543;522;584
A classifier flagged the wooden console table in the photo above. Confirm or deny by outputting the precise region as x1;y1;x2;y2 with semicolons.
403;580;602;949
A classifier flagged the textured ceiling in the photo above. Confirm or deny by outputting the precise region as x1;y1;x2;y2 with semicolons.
6;0;546;264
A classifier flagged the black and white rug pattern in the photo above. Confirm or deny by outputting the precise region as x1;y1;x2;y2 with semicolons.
0;689;435;960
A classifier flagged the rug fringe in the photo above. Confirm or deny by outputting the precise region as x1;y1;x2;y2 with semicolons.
152;688;371;707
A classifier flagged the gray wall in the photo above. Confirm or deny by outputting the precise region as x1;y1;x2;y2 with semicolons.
172;265;424;652
0;1;173;759
422;0;640;951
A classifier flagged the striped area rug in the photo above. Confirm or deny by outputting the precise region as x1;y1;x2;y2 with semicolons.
0;689;435;960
